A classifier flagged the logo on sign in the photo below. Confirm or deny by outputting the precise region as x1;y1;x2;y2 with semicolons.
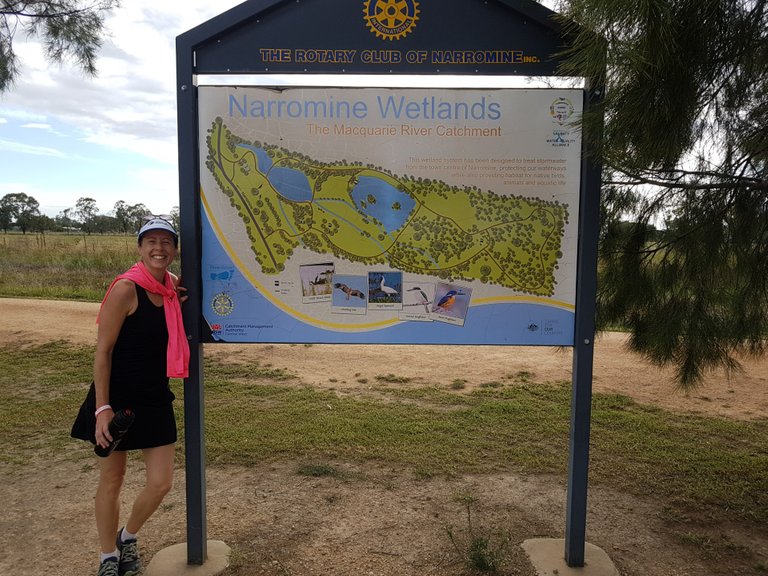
549;97;574;125
211;293;234;316
364;0;420;41
547;129;577;148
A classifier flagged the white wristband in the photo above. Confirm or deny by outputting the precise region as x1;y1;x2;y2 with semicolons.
95;404;112;418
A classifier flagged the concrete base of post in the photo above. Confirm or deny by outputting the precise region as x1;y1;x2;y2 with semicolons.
144;541;231;576
521;538;619;576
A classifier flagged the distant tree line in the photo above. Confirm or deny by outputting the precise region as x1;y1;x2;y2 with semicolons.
0;193;179;235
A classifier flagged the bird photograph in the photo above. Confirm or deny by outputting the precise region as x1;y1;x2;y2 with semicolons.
334;282;366;300
431;282;471;322
405;285;432;314
300;263;335;297
378;276;398;296
330;274;369;312
368;272;403;305
432;289;462;312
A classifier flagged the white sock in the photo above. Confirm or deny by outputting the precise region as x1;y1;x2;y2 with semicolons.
120;527;138;543
100;550;119;563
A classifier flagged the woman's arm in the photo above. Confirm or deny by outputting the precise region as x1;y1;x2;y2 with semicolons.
170;272;188;303
93;279;137;447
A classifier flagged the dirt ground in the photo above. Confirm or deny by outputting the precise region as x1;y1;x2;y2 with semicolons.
1;298;767;576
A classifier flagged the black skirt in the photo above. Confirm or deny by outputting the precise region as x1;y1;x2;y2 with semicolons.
71;382;177;451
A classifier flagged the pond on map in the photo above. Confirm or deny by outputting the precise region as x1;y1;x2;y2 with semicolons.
238;144;314;202
236;144;416;231
350;176;415;233
268;167;314;202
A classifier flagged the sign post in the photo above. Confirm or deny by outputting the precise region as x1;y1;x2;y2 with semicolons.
176;44;208;564
565;82;603;566
177;0;602;567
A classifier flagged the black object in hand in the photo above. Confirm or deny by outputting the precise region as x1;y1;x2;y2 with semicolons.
95;408;135;457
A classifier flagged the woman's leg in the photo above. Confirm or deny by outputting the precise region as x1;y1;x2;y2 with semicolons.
95;451;127;553
124;443;175;534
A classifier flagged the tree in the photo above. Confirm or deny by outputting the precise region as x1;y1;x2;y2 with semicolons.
112;200;131;233
30;213;55;233
55;207;78;232
556;0;767;386
0;194;14;232
16;194;40;233
0;192;40;233
0;0;119;93
90;213;119;233
169;206;180;232
74;196;98;234
127;203;149;233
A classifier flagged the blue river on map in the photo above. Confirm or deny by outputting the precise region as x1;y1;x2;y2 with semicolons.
236;145;415;230
236;143;314;202
236;144;273;172
350;176;415;233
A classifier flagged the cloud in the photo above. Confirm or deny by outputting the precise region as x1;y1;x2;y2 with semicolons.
0;1;247;215
0;107;48;122
0;138;68;158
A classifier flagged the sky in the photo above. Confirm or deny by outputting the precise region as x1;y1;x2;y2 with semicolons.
0;0;562;219
0;1;244;217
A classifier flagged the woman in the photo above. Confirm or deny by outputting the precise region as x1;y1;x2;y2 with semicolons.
71;217;189;576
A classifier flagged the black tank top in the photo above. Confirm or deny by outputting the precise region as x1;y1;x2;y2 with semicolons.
108;285;172;409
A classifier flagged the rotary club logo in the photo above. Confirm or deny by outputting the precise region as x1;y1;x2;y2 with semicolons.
363;0;420;41
211;292;234;316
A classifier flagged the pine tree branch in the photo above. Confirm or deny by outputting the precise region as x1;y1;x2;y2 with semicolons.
605;173;762;191
0;1;115;18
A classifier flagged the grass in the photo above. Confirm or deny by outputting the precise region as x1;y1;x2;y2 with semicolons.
296;463;344;478
0;232;178;301
3;235;767;573
2;339;767;533
451;378;468;390
375;373;413;383
446;489;511;572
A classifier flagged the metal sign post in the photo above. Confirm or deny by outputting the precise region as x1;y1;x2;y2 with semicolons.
565;82;603;566
177;0;602;567
177;44;208;564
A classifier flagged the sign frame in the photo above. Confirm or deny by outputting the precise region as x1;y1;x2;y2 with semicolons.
197;85;583;346
177;0;603;567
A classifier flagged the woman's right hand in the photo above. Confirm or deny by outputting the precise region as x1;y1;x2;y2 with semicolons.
95;409;114;448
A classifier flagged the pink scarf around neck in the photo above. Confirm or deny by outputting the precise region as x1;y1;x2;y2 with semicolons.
99;261;190;378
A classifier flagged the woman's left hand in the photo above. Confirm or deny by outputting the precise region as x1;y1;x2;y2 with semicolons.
176;284;188;303
174;275;188;303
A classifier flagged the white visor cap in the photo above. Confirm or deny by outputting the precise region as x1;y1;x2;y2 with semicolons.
138;218;178;244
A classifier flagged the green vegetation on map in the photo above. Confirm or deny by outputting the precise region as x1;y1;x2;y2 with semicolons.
206;118;568;296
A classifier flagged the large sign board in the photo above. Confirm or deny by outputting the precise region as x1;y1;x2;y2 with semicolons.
199;86;582;344
178;0;603;568
190;0;566;76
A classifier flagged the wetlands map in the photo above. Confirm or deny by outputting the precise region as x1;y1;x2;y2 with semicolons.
198;87;582;345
